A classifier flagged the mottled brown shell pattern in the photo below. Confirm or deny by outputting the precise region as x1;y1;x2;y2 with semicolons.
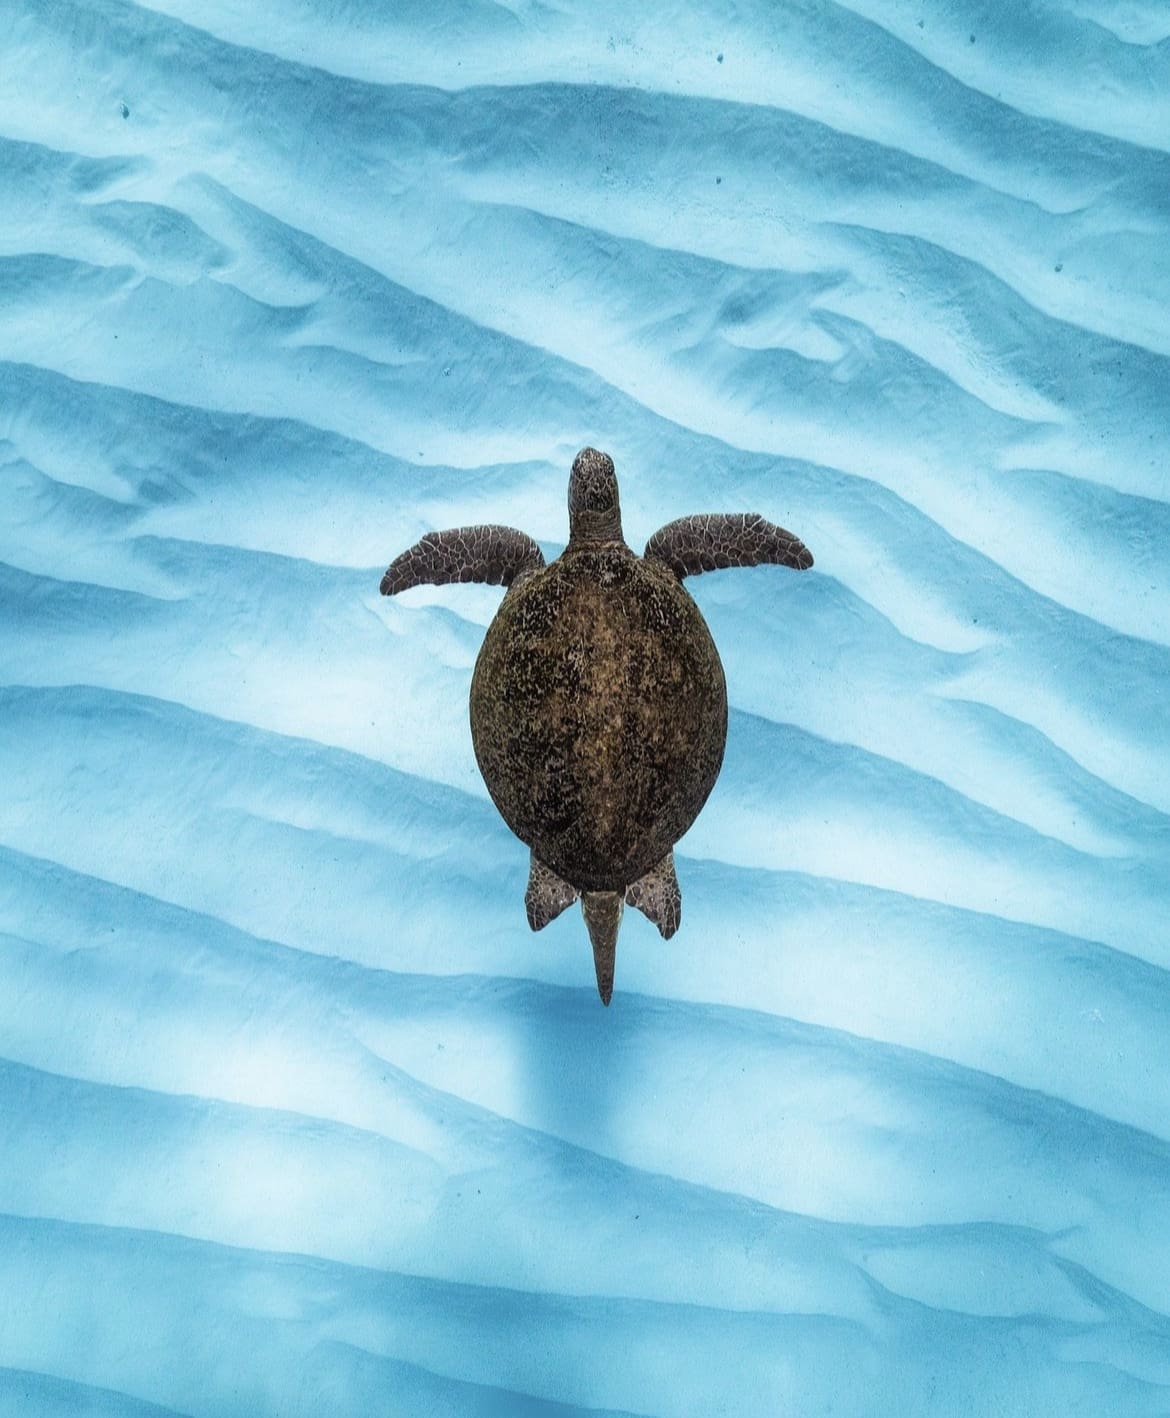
470;544;728;893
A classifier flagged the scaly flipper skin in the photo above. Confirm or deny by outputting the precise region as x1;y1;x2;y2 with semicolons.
644;514;813;579
380;525;545;595
624;852;682;939
526;853;579;930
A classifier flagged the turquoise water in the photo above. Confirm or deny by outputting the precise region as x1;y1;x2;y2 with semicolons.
1;2;1169;1413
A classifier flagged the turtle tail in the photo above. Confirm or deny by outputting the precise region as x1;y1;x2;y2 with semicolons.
581;892;623;1006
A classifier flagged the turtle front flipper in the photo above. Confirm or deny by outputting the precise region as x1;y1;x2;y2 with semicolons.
644;513;812;579
525;853;579;930
625;853;682;939
380;525;544;595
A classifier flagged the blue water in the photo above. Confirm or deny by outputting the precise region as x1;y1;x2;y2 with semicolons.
2;1;1169;1413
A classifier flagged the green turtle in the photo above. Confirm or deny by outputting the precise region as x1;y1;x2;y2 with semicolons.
381;448;813;1004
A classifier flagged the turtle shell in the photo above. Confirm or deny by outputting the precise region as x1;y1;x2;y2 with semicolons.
469;544;728;892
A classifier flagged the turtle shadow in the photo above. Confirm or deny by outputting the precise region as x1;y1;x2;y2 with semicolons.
505;912;673;1160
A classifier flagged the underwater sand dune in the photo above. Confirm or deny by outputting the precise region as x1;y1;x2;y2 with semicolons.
1;0;1168;1413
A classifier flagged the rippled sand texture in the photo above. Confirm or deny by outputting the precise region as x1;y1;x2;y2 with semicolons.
2;1;1170;1414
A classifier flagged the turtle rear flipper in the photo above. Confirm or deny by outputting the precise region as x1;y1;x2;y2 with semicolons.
381;525;544;595
644;513;812;579
525;853;579;930
625;853;682;939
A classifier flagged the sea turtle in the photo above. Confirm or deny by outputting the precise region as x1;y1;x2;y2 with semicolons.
381;447;813;1004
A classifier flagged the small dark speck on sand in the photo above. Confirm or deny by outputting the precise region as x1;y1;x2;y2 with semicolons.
1054;262;1063;272
716;52;724;63
969;33;976;42
917;18;924;26
715;176;722;184
120;101;130;118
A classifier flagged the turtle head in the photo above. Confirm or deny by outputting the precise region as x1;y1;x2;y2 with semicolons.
568;447;624;546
